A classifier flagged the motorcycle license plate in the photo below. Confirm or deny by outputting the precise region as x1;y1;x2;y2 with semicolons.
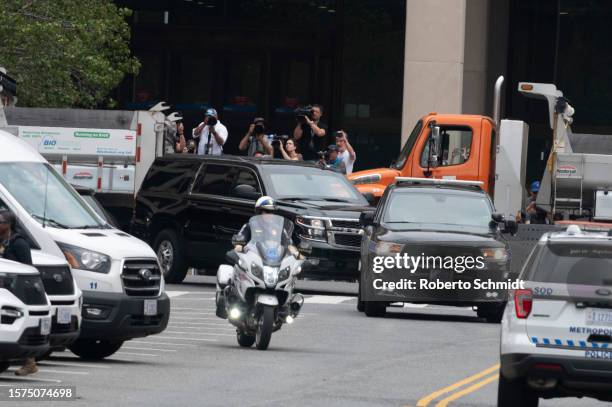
586;308;612;326
40;317;51;336
57;307;72;324
144;299;157;316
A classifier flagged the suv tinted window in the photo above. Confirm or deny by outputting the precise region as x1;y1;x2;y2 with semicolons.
525;243;612;286
141;161;198;194
233;169;260;195
193;164;235;196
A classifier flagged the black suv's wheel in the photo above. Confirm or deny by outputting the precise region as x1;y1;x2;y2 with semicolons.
357;278;365;312
154;229;188;283
478;303;505;323
0;361;9;374
364;301;386;317
69;339;124;360
497;372;538;407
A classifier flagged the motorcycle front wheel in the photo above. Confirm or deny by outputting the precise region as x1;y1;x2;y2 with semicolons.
236;330;255;347
255;305;275;350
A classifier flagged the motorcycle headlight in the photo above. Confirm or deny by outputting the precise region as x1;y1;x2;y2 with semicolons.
263;266;279;286
57;242;111;273
278;266;291;281
481;248;508;262
251;262;264;280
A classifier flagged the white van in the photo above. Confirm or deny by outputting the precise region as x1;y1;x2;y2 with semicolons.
0;130;169;359
0;258;52;373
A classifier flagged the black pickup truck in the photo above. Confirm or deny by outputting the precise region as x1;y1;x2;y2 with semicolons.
131;155;370;283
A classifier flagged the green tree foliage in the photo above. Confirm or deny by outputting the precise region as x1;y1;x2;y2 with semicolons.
0;0;139;108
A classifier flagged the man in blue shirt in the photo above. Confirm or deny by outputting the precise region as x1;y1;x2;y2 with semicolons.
320;145;346;174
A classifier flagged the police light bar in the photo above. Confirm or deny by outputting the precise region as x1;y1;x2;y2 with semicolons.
394;177;484;189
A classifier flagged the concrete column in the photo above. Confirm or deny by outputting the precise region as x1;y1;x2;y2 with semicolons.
400;0;492;144
401;0;467;143
462;0;490;115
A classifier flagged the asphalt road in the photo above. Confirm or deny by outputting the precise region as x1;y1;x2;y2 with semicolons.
0;277;607;407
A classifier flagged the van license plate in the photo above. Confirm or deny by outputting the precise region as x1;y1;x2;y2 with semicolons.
144;299;157;316
586;308;612;326
57;307;72;324
40;318;51;335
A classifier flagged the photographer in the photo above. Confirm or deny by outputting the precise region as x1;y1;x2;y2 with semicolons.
293;104;327;161
239;117;273;156
279;138;303;161
318;144;346;174
192;108;228;156
335;130;356;174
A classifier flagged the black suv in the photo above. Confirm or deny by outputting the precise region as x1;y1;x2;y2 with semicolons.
358;178;517;321
131;155;370;283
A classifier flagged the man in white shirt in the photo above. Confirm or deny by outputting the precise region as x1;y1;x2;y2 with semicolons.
335;130;356;174
193;108;228;155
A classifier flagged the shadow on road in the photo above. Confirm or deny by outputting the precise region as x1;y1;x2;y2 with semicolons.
46;355;155;366
380;310;490;324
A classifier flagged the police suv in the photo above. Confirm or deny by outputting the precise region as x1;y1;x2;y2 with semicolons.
499;225;612;406
0;259;51;373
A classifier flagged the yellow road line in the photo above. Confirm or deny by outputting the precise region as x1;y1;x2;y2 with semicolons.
415;363;500;407
435;373;499;407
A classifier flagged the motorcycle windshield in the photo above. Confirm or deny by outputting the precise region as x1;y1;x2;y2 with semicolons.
248;214;293;266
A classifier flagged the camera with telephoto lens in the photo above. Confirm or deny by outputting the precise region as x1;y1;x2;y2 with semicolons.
271;134;289;146
317;150;330;161
294;106;314;123
207;116;218;126
252;117;265;136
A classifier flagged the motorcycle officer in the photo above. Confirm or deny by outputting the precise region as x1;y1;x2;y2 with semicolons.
233;196;300;259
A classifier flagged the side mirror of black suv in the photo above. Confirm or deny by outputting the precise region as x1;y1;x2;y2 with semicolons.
359;211;375;226
232;184;261;200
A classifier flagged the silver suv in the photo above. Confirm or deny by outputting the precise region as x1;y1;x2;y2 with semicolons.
499;225;612;406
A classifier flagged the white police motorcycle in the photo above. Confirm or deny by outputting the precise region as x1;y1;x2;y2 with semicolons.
215;214;307;350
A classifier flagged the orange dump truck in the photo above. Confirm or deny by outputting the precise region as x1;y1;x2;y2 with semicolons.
350;78;612;228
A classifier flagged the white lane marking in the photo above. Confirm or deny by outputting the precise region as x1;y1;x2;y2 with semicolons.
0;377;62;384
402;303;428;308
153;336;219;342
38;361;110;369
170;316;221;321
174;312;215;316
123;346;176;352
170;321;233;327
171;307;212;311
162;331;234;337
304;295;354;304
166;291;190;298
115;352;159;357
169;298;215;301
130;340;196;347
35;369;89;375
169;323;235;329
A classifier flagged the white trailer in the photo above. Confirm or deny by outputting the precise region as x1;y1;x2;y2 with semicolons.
0;104;180;229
